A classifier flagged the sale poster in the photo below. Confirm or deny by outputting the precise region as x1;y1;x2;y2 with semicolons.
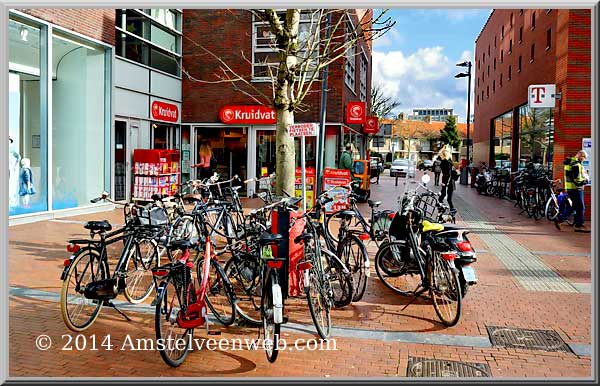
323;168;352;213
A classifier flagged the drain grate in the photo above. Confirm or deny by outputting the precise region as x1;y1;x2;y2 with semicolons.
487;326;573;353
407;357;490;378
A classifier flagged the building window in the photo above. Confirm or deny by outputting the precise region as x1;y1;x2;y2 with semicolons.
494;58;496;70
501;49;504;63
510;13;514;27
481;90;484;101
478;59;480;69
487;65;490;76
493;80;495;93
508;65;512;80
487;85;489;98
501;25;504;39
518;104;554;170
359;52;368;102
477;95;479;105
509;39;512;53
482;72;485;82
345;20;357;91
518;55;522;72
531;11;536;30
519;26;523;43
252;11;319;82
519;9;523;16
116;9;182;76
530;43;535;62
546;28;552;50
493;110;513;169
483;53;485;63
500;73;503;87
478;77;480;87
488;45;490;56
494;36;497;47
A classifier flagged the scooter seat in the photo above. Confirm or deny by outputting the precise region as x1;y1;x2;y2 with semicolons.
421;220;444;233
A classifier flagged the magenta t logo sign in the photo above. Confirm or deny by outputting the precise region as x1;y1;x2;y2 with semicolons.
530;86;546;103
528;84;556;108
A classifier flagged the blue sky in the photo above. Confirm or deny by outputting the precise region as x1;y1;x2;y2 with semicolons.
373;9;492;122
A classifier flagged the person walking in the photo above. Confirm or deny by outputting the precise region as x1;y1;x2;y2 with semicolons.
438;148;455;210
433;157;442;186
555;150;590;232
192;141;214;180
339;144;354;173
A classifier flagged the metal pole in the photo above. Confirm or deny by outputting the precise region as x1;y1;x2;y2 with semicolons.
316;12;332;194
466;62;472;164
301;136;306;212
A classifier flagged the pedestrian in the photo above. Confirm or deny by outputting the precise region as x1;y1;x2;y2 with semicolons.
433;157;442;186
339;144;354;173
438;148;456;210
192;141;214;180
555;150;590;232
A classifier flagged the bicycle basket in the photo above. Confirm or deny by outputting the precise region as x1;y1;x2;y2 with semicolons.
136;205;169;226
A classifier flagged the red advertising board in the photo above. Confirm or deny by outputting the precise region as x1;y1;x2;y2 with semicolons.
323;167;352;213
345;101;366;124
363;116;379;134
295;167;316;208
219;105;276;124
151;100;179;123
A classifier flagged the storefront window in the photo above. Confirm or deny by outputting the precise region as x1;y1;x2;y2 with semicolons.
9;18;47;215
51;31;108;210
518;104;554;170
493;110;513;170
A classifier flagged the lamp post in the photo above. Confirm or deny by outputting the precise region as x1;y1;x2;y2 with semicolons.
455;61;472;163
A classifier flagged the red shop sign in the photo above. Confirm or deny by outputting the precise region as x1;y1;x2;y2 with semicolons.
151;100;179;123
345;101;366;124
219;105;276;124
363;116;379;134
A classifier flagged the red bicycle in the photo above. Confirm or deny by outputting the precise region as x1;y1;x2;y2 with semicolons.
152;223;235;367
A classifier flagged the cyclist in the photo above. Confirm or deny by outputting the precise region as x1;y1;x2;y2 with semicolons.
555;150;590;232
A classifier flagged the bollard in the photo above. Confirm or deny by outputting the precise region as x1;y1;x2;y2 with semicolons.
395;175;399;186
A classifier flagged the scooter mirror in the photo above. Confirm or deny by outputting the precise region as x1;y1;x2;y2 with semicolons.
421;173;431;185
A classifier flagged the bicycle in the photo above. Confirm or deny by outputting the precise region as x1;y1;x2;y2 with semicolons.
60;193;166;331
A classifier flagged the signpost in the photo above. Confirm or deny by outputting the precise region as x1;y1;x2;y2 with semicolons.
288;123;319;211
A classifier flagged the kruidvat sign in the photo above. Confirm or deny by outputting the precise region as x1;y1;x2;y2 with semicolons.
151;101;179;123
219;105;276;124
528;84;557;108
345;101;366;124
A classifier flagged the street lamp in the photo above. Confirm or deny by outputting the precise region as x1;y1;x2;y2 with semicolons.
455;61;472;164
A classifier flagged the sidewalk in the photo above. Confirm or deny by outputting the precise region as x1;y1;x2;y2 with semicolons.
7;175;592;378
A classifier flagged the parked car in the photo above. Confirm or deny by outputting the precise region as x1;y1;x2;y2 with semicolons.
418;159;434;171
390;158;416;178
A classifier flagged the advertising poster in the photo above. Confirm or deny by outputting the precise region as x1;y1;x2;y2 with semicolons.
323;168;352;213
295;167;316;209
582;138;592;186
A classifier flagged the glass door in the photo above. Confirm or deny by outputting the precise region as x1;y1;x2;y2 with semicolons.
114;120;127;201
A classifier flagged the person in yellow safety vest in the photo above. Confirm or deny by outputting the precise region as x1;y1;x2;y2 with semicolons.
555;150;590;232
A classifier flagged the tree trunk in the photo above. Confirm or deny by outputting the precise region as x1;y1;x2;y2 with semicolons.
275;108;296;196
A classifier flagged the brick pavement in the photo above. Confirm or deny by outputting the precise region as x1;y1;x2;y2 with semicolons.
7;174;592;378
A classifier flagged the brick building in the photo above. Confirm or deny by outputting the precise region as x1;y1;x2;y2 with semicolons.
473;9;591;214
181;9;373;195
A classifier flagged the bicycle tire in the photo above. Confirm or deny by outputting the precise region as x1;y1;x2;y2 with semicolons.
374;241;422;296
155;278;193;367
337;233;368;302
60;248;108;332
224;257;262;326
372;210;394;244
325;209;367;244
545;197;559;221
123;238;159;304
196;257;236;326
261;272;280;363
305;237;332;340
428;252;462;327
323;250;354;308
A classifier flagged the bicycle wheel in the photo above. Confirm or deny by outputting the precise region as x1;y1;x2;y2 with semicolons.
374;241;422;296
60;248;109;332
202;208;233;243
124;238;159;304
323;250;354;308
224;256;262;326
325;210;366;244
527;193;540;220
372;211;394;243
261;272;280;363
196;257;236;326
305;238;332;340
155;278;193;367
545;197;559;221
337;234;368;302
428;252;462;327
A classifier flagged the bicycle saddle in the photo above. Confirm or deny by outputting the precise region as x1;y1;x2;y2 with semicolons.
182;193;203;203
168;239;194;250
84;220;112;232
339;210;356;217
259;232;285;245
367;200;382;208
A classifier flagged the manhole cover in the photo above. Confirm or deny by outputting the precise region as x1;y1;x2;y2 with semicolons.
407;357;490;378
487;326;573;353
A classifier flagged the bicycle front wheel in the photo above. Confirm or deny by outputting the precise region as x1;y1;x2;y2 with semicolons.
325;210;366;244
337;234;367;302
545;197;559;221
60;248;109;332
324;250;354;308
196;257;236;326
429;253;462;327
374;241;422;296
261;272;280;363
305;238;332;340
224;256;262;326
155;278;193;367
124;238;159;304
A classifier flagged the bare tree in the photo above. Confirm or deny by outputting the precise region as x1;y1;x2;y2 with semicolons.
181;9;395;195
371;83;402;119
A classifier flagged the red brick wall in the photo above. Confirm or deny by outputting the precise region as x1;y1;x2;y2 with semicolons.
20;9;115;45
182;10;372;126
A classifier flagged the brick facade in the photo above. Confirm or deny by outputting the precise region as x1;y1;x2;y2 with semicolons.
20;9;115;45
181;9;372;128
473;9;591;218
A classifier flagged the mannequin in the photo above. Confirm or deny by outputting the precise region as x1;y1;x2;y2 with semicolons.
9;136;21;208
19;158;36;207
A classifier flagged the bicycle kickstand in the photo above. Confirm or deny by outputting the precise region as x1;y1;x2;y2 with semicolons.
104;300;132;322
400;286;428;312
203;307;221;336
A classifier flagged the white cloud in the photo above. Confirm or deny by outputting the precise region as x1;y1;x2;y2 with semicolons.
373;46;475;122
374;27;404;48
